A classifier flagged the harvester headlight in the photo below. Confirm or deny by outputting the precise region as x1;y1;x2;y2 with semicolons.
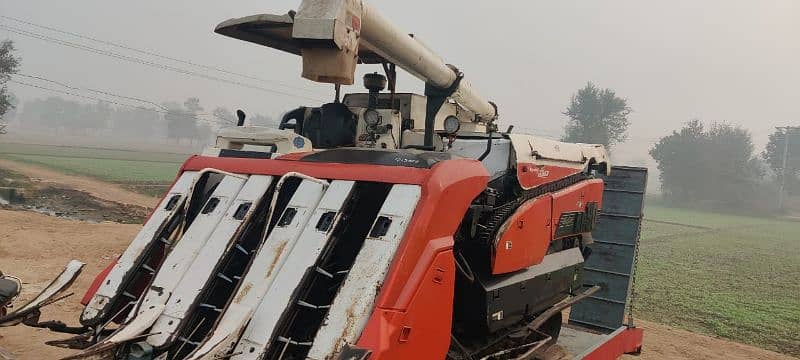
444;115;461;134
364;109;381;126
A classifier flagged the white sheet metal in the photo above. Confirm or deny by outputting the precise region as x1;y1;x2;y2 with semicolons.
307;185;421;359
102;304;166;344
0;260;85;326
183;303;253;360
231;180;356;360
132;176;247;319
65;304;166;360
507;134;610;173
147;176;273;347
186;179;334;358
81;171;198;324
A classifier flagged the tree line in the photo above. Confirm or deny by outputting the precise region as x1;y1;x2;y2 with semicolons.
1;39;19;130
10;96;278;144
563;82;795;213
0;39;277;143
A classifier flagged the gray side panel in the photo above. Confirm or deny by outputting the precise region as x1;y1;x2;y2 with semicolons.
568;166;647;332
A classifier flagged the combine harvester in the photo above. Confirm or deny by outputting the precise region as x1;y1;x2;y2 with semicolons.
18;1;649;359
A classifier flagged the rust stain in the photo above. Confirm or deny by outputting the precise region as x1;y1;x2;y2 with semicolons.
265;239;289;278
328;301;360;359
234;282;253;304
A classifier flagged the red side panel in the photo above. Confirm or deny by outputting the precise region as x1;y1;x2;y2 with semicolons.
517;163;582;189
355;159;489;359
356;245;456;359
375;159;489;310
582;327;643;359
81;259;117;306
490;178;604;275
551;179;604;240
491;195;553;275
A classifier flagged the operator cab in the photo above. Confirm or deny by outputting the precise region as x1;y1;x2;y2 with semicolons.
278;73;488;151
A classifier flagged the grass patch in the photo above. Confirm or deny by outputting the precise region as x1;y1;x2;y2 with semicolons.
636;205;800;356
2;154;181;183
0;143;186;185
0;143;186;197
0;143;188;163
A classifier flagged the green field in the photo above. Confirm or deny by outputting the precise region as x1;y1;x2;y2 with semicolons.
1;154;181;182
0;143;185;196
637;205;800;356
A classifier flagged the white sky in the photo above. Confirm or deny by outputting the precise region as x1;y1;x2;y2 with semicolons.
1;0;798;161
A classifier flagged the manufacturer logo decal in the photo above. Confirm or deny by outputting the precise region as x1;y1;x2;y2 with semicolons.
536;168;550;178
394;157;420;165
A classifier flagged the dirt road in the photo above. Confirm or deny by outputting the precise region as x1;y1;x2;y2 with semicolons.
0;159;158;209
0;209;140;359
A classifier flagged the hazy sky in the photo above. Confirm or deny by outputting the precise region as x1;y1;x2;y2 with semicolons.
1;0;798;161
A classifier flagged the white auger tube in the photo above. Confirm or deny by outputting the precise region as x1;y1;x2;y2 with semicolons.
358;3;496;121
293;0;497;122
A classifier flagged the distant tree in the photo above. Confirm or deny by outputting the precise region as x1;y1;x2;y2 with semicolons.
163;100;198;143
1;40;21;120
650;120;764;210
212;107;236;127
21;97;78;132
184;97;203;115
562;82;631;149
2;93;17;132
113;107;160;138
6;93;18;121
763;128;800;195
250;113;278;127
93;100;114;129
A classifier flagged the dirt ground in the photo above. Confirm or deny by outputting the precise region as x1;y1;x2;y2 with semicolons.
0;160;796;360
0;159;158;209
0;167;150;224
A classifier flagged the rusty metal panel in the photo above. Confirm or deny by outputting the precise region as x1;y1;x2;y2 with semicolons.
228;179;329;308
135;176;248;318
147;175;274;347
95;175;248;344
184;179;337;359
569;166;647;332
81;171;198;324
184;303;253;360
232;180;357;360
306;185;421;360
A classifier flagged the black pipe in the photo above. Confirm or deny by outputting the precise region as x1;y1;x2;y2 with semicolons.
478;131;493;161
423;71;464;148
423;92;447;148
236;109;246;126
